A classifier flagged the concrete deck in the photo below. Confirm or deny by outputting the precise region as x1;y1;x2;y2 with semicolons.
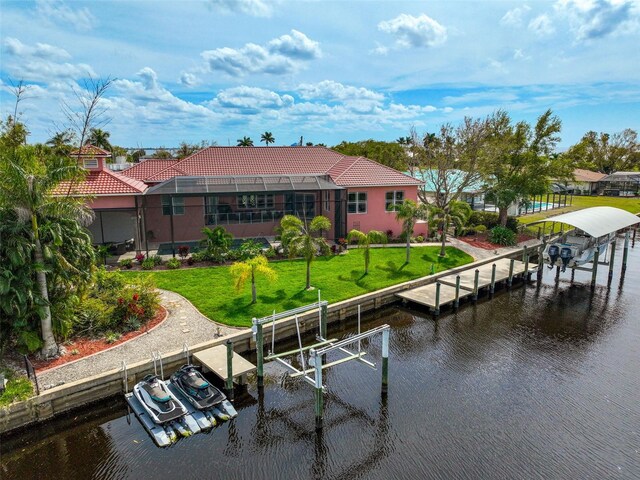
193;345;256;382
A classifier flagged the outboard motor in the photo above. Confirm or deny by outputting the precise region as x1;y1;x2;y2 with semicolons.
560;247;573;272
547;244;560;269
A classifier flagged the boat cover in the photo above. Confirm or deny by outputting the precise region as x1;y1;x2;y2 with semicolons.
529;206;639;238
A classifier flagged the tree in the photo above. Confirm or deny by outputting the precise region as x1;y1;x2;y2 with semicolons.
260;132;275;146
237;136;254;147
0;145;94;357
152;148;173;159
0;116;29;149
280;215;331;289
428;200;472;257
563;129;639;174
333;139;410;171
481;109;568;226
46;130;76;155
346;229;387;274
86;128;112;151
393;199;428;263
200;226;233;261
230;255;277;304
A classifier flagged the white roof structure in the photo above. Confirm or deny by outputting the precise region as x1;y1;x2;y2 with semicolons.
530;206;639;238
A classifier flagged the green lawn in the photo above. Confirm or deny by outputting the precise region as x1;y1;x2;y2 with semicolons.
0;369;33;407
129;246;473;327
520;196;640;233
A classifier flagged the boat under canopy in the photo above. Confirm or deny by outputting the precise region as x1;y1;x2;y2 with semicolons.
529;206;639;238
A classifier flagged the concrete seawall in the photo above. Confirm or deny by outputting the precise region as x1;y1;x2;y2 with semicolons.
0;244;540;435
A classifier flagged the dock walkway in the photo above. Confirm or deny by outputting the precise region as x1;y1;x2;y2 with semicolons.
397;257;537;310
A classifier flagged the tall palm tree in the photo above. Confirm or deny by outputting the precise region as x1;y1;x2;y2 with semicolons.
230;255;277;304
46;130;76;155
260;132;275;146
393;199;428;263
200;226;233;262
0;146;93;357
237;136;254;147
428;200;472;257
86;128;112;151
280;215;331;290
346;229;387;274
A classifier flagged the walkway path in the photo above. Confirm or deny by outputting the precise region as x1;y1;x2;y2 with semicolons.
37;290;241;390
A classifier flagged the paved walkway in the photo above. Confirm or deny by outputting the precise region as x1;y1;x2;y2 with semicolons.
37;290;241;390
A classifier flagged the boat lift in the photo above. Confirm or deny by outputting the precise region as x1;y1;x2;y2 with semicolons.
252;294;390;430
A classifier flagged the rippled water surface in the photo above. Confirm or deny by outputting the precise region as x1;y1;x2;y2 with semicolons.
3;244;640;480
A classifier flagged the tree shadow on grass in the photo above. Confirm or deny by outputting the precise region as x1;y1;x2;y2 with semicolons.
259;289;288;304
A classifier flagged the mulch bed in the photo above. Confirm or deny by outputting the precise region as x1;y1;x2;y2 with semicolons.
457;233;536;251
32;306;168;373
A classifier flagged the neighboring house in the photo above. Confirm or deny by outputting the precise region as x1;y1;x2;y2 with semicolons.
64;146;425;252
600;172;640;197
564;169;606;195
409;169;486;210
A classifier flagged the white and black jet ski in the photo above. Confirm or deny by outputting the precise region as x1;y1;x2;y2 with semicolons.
170;364;237;420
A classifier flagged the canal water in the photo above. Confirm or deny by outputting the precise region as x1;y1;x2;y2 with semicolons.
3;243;640;479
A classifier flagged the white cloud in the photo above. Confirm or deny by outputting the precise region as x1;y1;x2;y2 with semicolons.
3;37;71;60
529;14;556;35
378;13;447;49
201;30;321;76
36;0;96;31
2;37;94;81
554;0;637;40
501;5;532;26
297;80;384;114
179;72;199;86
208;0;276;17
212;86;294;112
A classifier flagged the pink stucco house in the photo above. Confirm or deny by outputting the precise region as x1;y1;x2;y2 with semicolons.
66;146;426;254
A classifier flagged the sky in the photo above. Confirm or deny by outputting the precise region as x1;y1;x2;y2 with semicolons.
1;0;639;150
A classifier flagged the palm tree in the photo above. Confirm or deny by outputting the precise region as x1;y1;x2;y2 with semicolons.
393;199;428;263
46;130;76;155
230;255;277;304
280;214;331;290
346;229;387;274
237;136;254;147
260;132;275;146
428;200;472;257
200;226;233;262
86;128;112;151
0;146;93;357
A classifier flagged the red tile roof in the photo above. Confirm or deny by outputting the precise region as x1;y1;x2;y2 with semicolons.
120;146;421;188
55;168;147;196
573;168;606;182
122;159;180;181
70;144;111;157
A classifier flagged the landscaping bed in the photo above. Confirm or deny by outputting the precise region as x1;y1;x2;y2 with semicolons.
458;233;535;250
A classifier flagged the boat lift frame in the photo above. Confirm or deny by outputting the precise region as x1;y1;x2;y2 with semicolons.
252;294;391;430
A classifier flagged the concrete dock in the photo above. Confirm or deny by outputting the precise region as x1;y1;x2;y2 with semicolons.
193;345;256;382
397;258;537;310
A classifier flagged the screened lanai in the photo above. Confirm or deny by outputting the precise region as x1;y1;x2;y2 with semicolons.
140;175;346;254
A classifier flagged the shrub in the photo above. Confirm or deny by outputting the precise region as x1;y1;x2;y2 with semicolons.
177;245;190;259
118;258;133;269
186;256;196;266
415;235;424;243
489;226;516;246
385;229;394;239
105;331;121;344
150;255;164;266
134;252;145;263
166;258;181;269
141;258;155;270
474;225;487;234
190;252;204;262
264;246;277;259
468;211;518;232
16;330;43;354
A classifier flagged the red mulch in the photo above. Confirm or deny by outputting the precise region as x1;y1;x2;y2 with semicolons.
458;233;535;251
32;306;168;373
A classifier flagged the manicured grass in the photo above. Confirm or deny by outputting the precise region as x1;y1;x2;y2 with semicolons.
520;195;640;225
0;369;33;408
129;246;473;327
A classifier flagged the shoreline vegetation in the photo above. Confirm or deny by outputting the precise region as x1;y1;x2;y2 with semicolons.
127;246;473;327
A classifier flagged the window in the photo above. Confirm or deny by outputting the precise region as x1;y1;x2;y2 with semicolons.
385;191;404;211
324;191;331;211
238;194;273;209
162;195;184;215
347;192;367;214
83;158;98;169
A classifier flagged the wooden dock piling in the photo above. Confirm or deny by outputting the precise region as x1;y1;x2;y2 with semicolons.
226;340;234;400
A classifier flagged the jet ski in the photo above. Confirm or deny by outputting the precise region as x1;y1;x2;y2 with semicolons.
133;374;188;424
170;364;238;420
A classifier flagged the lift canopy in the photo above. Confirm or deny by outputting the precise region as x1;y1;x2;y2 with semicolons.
529;206;639;238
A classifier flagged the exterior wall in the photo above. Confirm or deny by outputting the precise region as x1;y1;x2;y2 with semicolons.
89;196;136;209
345;186;427;237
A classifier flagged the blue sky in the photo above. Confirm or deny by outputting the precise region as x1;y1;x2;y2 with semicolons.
1;0;639;149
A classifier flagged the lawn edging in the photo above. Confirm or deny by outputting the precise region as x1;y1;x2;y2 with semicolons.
0;243;540;436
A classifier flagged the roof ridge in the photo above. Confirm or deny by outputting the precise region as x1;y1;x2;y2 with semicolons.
103;167;147;192
331;156;359;181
